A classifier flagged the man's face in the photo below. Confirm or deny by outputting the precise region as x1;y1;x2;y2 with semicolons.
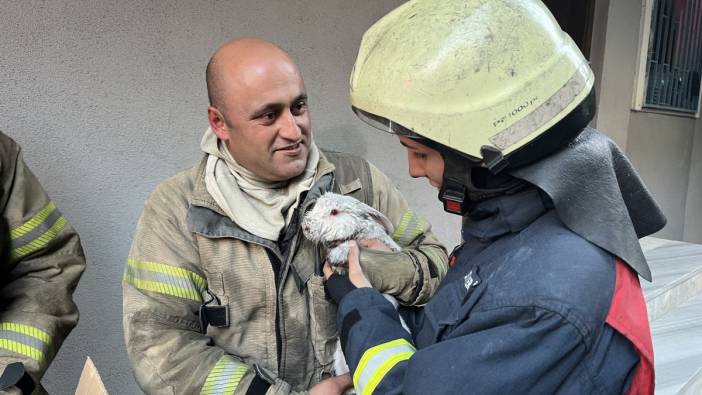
399;136;445;189
210;60;311;182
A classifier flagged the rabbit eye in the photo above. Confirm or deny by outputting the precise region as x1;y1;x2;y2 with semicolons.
330;209;339;216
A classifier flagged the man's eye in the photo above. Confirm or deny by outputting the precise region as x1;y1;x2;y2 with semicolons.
292;101;307;115
413;152;427;160
263;112;276;121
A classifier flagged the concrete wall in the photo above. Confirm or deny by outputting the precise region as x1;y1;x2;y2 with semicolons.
0;1;461;394
589;0;610;119
593;0;640;148
592;0;702;243
627;112;696;240
684;120;702;242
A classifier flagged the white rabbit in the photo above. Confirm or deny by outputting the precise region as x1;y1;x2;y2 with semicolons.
302;192;401;270
301;192;410;376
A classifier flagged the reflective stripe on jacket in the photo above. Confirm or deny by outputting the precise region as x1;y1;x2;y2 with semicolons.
0;131;86;394
123;150;448;394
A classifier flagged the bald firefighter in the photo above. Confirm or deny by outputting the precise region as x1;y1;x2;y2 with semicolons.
122;39;447;395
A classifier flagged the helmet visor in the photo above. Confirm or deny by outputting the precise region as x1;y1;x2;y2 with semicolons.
352;106;422;138
352;106;483;163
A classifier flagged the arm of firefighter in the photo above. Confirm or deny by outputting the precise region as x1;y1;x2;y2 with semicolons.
123;186;306;395
0;143;86;390
337;288;588;395
361;163;448;306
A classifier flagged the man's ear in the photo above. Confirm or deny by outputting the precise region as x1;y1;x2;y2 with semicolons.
208;106;230;141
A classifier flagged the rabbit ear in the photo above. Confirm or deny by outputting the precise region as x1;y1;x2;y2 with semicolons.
366;206;395;234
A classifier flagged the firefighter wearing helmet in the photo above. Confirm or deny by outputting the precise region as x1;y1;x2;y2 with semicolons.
322;0;666;393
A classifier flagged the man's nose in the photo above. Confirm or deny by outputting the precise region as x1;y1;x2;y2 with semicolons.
278;110;302;140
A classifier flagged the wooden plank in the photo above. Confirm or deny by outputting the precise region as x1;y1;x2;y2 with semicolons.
74;357;108;395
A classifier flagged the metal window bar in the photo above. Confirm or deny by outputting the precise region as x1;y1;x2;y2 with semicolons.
644;0;702;114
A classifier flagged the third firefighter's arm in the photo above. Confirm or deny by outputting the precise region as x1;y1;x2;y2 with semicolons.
0;138;85;391
362;163;448;305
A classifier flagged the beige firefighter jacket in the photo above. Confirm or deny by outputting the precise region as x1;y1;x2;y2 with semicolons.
123;150;448;395
0;131;86;394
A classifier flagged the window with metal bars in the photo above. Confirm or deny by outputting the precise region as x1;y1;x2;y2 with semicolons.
644;0;702;114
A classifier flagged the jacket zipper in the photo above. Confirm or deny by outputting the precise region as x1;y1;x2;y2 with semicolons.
274;173;334;375
275;223;305;375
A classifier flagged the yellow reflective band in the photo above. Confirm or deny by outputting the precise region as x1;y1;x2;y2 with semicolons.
9;202;56;240
11;216;67;260
0;323;51;343
392;212;413;240
0;339;44;363
0;323;51;364
353;338;416;393
124;259;207;302
392;210;428;246
200;355;250;395
127;259;207;290
362;351;413;395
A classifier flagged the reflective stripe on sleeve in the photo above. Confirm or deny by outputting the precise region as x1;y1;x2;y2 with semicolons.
200;355;250;395
0;322;52;365
391;209;429;246
10;201;68;260
124;258;207;302
353;338;416;395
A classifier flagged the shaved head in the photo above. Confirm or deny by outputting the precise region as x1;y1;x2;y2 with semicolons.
205;38;312;182
206;38;300;110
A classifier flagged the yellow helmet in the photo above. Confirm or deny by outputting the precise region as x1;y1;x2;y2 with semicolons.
350;0;595;171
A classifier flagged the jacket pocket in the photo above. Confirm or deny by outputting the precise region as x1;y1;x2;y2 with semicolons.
424;268;486;341
306;275;338;370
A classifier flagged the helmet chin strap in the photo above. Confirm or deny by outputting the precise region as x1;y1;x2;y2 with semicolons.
438;151;472;214
404;135;527;215
438;150;528;215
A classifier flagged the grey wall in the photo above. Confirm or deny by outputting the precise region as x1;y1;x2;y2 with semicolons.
588;0;609;128
684;120;702;242
626;112;697;240
593;0;640;148
0;1;461;394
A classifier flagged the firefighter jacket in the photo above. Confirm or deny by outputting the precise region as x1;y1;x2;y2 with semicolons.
337;187;654;395
123;150;448;394
0;131;86;394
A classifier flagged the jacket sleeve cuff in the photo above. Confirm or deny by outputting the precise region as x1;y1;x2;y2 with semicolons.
359;249;418;298
335;288;413;382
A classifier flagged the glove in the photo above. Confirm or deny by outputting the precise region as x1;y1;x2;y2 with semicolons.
324;273;357;304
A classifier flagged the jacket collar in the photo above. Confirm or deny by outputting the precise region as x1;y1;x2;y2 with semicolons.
461;188;550;242
187;150;337;246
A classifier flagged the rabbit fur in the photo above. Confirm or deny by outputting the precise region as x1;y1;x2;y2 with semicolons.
301;192;410;376
302;192;400;272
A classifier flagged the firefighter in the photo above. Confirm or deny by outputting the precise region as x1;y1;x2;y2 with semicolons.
122;38;448;395
0;131;85;394
324;0;666;393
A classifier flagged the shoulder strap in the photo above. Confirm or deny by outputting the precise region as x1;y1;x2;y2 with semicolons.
321;150;374;206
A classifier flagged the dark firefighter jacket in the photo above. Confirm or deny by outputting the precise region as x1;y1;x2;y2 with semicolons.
336;187;653;395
